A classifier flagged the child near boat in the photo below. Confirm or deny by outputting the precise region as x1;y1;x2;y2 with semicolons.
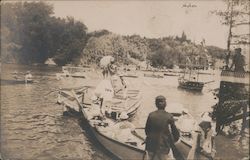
195;112;216;159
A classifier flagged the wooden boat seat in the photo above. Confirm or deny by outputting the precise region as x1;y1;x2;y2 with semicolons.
125;141;137;146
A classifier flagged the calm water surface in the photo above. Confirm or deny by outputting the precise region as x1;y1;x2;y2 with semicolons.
1;64;248;160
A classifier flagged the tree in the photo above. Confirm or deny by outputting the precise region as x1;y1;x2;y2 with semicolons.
147;46;176;68
212;0;250;68
1;2;54;63
180;31;187;43
52;17;87;65
1;2;88;65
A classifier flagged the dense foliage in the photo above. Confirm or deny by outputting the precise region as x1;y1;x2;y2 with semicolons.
1;2;226;68
82;31;226;68
1;2;88;65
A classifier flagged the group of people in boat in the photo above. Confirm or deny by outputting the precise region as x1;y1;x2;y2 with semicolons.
99;56;216;160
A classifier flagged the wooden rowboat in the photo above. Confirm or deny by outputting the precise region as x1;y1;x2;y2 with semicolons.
81;101;213;160
57;87;214;160
57;85;142;121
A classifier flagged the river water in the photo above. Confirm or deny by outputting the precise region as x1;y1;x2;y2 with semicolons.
0;64;248;160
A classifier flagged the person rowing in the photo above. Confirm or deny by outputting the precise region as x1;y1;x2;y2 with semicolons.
25;71;33;83
13;70;20;80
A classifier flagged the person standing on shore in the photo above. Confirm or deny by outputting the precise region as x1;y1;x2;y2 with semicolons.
230;48;245;72
145;96;180;160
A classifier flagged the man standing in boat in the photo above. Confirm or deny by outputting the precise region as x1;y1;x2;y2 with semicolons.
100;55;116;78
145;96;180;160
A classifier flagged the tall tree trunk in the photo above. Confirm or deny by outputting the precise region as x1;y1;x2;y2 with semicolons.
226;1;234;68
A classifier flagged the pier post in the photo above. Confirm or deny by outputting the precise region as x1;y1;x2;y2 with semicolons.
241;104;248;134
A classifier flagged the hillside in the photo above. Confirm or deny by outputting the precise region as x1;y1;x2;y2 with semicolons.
79;31;226;68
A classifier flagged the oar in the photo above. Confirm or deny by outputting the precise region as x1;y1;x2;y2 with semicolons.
187;132;200;159
71;90;88;119
208;88;219;93
130;129;149;160
131;130;145;142
44;88;61;97
204;80;215;84
61;85;94;91
44;86;93;97
134;127;185;160
135;127;145;130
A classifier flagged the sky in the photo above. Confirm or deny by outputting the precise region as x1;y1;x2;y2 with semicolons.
51;1;230;48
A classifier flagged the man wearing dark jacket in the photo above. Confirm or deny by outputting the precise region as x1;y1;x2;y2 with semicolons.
145;96;180;160
230;48;245;72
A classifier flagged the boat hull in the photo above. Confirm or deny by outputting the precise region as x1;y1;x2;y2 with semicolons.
122;75;138;78
71;75;86;78
79;111;211;160
88;123;146;160
144;73;164;78
178;81;204;92
57;88;212;160
163;72;179;76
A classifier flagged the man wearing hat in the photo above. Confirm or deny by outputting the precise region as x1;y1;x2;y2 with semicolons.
145;96;180;160
230;48;245;72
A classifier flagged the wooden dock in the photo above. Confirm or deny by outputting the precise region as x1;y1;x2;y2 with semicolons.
214;70;249;133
